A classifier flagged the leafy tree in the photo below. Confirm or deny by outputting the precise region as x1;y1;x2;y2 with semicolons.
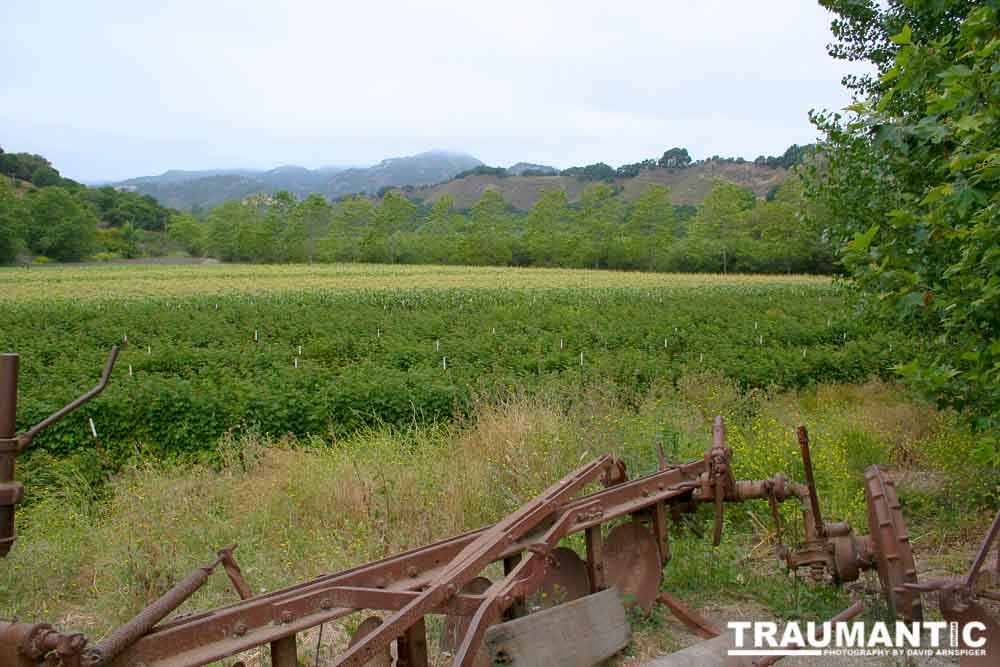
455;165;508;179
808;1;1000;456
30;166;62;187
24;187;97;261
0;152;53;182
206;200;257;261
753;144;813;169
291;194;331;264
462;189;512;265
524;189;571;266
324;196;374;261
627;185;676;271
0;178;26;263
167;212;207;257
576;183;623;268
689;181;755;272
424;195;457;231
362;192;416;263
562;163;616;181
616;159;658;177
658;147;692;169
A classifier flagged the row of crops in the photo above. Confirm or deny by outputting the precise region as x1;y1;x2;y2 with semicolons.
2;284;915;464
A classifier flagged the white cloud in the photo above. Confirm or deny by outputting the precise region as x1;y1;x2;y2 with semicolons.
1;0;869;181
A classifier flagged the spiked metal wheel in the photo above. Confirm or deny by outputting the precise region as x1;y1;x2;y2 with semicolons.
864;465;922;622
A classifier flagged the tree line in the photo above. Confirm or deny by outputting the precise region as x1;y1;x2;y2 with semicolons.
0;147;178;262
170;179;834;274
1;144;832;274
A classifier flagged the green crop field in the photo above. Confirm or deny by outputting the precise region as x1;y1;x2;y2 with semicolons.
1;263;910;464
3;263;993;660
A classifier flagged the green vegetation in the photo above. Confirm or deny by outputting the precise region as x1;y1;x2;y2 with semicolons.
0;146;820;272
808;0;1000;459
0;147;181;262
3;376;990;659
1;267;910;469
190;178;830;272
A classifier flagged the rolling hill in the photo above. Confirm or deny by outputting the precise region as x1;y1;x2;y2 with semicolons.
115;151;482;210
406;160;789;210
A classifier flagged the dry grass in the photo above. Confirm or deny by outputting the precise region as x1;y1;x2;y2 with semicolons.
0;262;829;302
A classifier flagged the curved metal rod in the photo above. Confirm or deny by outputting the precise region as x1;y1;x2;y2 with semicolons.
18;345;119;449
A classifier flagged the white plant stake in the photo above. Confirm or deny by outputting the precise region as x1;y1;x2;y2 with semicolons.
700;353;704;363
759;335;764;346
294;357;299;369
491;326;496;335
128;364;133;378
442;356;447;370
435;339;440;351
580;351;584;367
89;418;98;439
254;330;259;343
147;345;151;356
377;328;381;338
123;333;128;345
560;338;564;350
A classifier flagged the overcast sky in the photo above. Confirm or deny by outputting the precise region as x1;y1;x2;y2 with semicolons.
2;1;867;182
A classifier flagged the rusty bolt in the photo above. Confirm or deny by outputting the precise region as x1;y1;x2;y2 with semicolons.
319;598;332;610
233;622;247;637
406;565;418;578
280;610;293;624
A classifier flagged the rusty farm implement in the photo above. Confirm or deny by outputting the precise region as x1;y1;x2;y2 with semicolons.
0;348;997;666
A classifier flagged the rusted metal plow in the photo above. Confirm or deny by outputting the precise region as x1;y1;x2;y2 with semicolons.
0;350;997;666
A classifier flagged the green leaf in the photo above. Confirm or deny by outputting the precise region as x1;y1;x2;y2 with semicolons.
954;114;986;133
890;25;912;46
848;225;879;254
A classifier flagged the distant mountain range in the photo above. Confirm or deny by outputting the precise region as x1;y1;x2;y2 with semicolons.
115;150;483;210
114;149;794;212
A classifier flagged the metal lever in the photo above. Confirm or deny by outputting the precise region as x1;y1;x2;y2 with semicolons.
0;344;119;557
796;426;825;539
17;345;119;450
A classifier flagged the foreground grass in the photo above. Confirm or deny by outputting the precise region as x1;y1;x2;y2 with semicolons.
1;376;993;664
0;262;829;302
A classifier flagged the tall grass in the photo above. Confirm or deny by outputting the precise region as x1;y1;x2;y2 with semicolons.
1;377;992;650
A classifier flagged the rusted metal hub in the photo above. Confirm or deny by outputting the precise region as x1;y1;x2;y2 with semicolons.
0;621;88;667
